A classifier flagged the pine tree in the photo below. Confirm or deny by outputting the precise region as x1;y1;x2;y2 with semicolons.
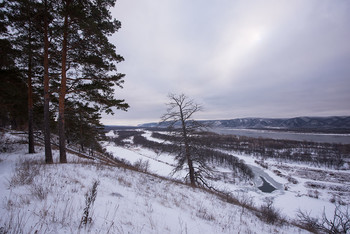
0;2;27;130
42;0;53;163
7;0;45;153
56;0;128;163
65;101;103;154
2;0;128;163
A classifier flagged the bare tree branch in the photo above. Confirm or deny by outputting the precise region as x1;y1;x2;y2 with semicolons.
160;93;212;187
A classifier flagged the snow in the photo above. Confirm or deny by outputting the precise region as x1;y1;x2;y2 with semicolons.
142;130;165;144
273;190;335;219
102;141;178;177
105;130;116;137
101;130;350;223
0;131;308;233
142;130;173;144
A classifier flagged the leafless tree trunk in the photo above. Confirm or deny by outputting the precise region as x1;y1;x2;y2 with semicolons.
161;93;202;186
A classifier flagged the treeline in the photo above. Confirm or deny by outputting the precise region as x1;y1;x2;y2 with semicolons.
112;130;254;180
111;130;142;146
182;132;350;169
109;130;350;169
0;0;128;162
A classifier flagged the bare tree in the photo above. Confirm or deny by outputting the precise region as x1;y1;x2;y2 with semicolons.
161;93;210;187
297;204;350;233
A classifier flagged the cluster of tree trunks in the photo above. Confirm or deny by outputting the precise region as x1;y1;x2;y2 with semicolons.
1;0;129;163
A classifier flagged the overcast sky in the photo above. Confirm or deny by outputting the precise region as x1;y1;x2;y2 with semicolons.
103;0;350;126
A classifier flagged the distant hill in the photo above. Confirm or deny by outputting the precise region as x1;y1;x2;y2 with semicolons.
139;116;350;133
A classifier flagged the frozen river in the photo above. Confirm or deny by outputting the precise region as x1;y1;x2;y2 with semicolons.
212;128;350;144
248;164;283;193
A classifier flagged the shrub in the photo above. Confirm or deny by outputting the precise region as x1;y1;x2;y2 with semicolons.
259;198;282;224
80;180;99;228
117;176;132;187
296;209;320;233
287;176;298;184
0;138;14;153
133;159;150;172
9;159;40;187
196;204;215;221
30;183;49;200
307;190;320;199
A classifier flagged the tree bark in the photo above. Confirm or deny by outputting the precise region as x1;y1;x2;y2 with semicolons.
27;35;35;154
58;4;69;163
27;3;35;154
43;0;53;163
180;108;195;186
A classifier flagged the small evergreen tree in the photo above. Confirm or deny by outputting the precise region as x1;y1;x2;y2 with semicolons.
65;101;103;153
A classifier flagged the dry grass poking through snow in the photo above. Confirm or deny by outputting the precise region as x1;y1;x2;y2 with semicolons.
0;133;308;233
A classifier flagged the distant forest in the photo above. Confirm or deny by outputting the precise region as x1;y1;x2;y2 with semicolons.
108;129;350;171
139;116;350;133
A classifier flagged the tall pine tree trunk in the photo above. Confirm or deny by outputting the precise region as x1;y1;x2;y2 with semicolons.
28;51;35;154
43;0;53;163
27;2;34;154
58;2;70;163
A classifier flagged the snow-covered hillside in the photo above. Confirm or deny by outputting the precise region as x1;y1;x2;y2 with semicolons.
0;132;307;233
103;129;350;225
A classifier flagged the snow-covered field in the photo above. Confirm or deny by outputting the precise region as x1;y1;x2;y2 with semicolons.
104;130;350;222
0;131;308;233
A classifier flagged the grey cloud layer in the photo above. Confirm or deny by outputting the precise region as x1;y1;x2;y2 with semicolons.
105;0;350;125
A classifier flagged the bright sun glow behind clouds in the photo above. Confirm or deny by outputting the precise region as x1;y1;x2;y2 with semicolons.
105;0;350;125
209;26;267;88
249;29;263;44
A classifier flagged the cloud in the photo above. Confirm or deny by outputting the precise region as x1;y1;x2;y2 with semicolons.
105;0;350;125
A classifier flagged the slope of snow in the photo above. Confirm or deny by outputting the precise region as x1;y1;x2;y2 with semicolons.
0;132;307;233
102;131;348;222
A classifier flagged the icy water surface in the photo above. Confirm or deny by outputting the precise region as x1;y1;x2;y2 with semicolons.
213;128;350;144
258;176;276;193
249;165;283;193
